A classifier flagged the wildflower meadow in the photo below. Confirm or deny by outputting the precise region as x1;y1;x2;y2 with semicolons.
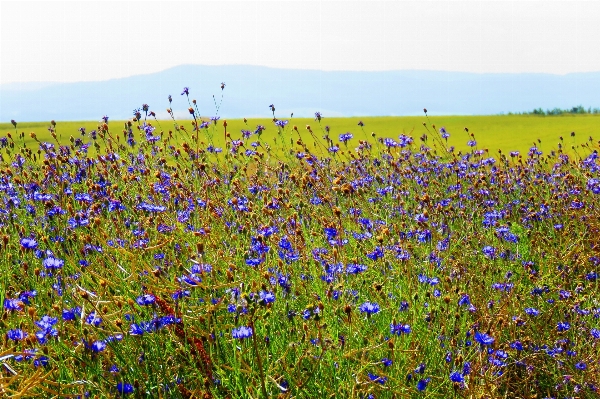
1;86;599;398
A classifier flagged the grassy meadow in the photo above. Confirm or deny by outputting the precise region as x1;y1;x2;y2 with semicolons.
1;113;599;159
0;104;599;398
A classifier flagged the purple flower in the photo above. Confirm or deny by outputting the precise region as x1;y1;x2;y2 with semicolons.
35;315;58;330
135;294;156;306
359;302;380;315
259;291;276;304
91;340;107;353
86;311;102;327
575;362;587;370
417;378;431;391
524;307;540;317
474;331;495;346
4;298;23;311
339;133;353;143
458;294;471;306
232;326;253;339
367;373;387;385
482;246;496;259
43;256;64;270
449;371;464;383
116;382;134;395
20;237;38;249
7;329;28;341
390;323;411;335
381;358;393;367
63;306;81;321
181;87;189;96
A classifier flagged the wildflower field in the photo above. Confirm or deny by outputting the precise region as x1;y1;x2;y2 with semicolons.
1;89;599;398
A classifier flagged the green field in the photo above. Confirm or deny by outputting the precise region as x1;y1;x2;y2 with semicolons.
2;114;599;158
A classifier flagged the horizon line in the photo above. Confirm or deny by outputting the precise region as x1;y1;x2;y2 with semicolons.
4;64;600;87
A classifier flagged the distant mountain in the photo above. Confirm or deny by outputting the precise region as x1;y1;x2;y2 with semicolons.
2;65;600;122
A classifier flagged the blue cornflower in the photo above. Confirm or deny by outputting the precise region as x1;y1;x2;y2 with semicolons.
557;321;570;332
4;298;23;311
463;361;472;375
390;323;411;335
474;331;495;346
449;371;464;383
18;291;36;304
591;328;600;339
510;341;524;351
458;294;471;306
381;358;393;367
43;256;64;270
116;382;134;395
367;373;387;385
324;227;337;240
34;356;49;368
339;133;353;143
86;312;102;327
259;291;276;304
482;246;496;259
35;315;58;330
232;326;253;339
359;302;380;315
20;237;38;249
91;340;107;353
417;378;431;391
7;329;28;341
440;127;450;139
524;307;540;317
135;294;156;306
63;306;81;321
346;264;367;274
366;246;384;260
575;362;587;370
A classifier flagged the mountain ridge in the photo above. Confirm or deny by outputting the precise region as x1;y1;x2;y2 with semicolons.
2;64;600;122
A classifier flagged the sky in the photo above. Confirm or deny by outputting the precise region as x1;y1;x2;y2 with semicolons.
2;0;600;85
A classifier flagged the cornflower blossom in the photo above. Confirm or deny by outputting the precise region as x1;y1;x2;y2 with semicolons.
390;323;411;335
339;133;353;143
417;378;431;391
117;382;134;395
232;326;253;339
359;302;380;315
7;329;28;341
20;237;38;249
474;331;495;345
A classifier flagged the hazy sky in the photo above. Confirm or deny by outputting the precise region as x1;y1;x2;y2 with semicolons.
2;0;600;85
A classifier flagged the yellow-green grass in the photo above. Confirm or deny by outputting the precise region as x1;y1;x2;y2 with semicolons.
2;114;599;158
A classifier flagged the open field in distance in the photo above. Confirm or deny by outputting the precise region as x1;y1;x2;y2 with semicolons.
2;114;599;158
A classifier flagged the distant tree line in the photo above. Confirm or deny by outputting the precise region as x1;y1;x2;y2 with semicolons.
507;105;600;116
